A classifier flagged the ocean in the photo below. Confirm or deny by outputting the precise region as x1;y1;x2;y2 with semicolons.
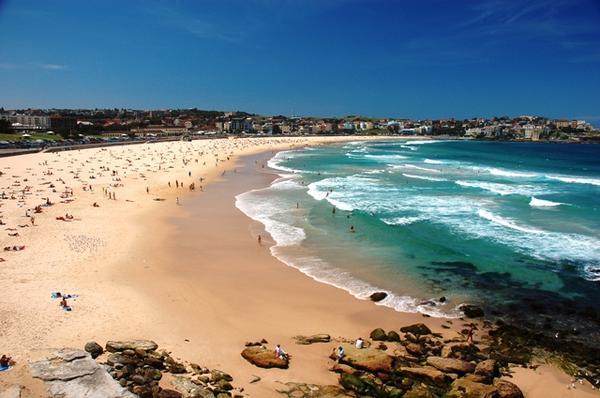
236;139;600;326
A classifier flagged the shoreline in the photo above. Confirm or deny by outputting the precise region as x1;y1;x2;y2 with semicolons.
0;137;596;397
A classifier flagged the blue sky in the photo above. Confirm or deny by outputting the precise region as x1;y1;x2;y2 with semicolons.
1;0;599;122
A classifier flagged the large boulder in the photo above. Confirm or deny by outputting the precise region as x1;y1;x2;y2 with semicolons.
330;343;393;373
386;331;401;342
494;380;524;398
277;382;353;398
403;383;436;398
426;356;475;375
441;342;480;361
369;292;388;302
397;366;447;386
241;346;288;369
474;359;498;383
84;341;103;359
448;377;498;398
30;349;135;398
369;328;387;341
293;334;331;345
400;323;432;336
105;340;158;353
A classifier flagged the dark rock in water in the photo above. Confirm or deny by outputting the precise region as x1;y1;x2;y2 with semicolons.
241;346;288;369
106;340;158;353
426;356;475;375
439;296;447;303
494;379;524;398
84;341;104;359
369;292;388;302
369;328;387;341
400;323;432;336
386;331;401;342
158;389;183;398
459;304;485;318
293;334;331;345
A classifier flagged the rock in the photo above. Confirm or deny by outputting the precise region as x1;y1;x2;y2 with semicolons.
448;378;498;398
442;342;481;361
369;292;388;302
398;366;447;386
329;363;355;375
30;349;135;397
475;359;498;382
426;356;476;375
158;389;183;398
329;343;393;373
339;374;371;395
0;385;22;398
386;331;401;342
293;334;331;345
107;353;138;366
495;380;524;398
400;323;432;336
241;346;288;369
249;375;261;383
171;376;215;398
406;343;426;356
369;328;387;341
105;340;158;353
131;375;147;385
84;342;103;359
277;382;352;398
403;383;435;398
210;369;233;383
459;305;485;318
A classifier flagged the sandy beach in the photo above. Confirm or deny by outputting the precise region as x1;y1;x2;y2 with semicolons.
0;136;596;397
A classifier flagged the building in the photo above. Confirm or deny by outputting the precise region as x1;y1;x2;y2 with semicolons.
50;116;77;132
0;113;50;129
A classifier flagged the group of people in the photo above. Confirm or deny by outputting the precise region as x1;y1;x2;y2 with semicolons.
274;337;366;364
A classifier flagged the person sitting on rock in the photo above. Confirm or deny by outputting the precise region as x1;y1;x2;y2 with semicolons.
355;337;364;349
336;346;345;362
275;344;289;361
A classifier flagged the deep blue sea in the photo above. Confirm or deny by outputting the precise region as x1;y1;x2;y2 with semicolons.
236;140;600;320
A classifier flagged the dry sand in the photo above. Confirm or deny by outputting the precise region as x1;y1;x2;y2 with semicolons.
0;136;596;397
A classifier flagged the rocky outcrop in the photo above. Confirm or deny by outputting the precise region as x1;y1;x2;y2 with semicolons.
277;382;352;398
448;377;498;397
30;349;135;398
329;343;394;373
459;304;485;318
494;380;524;398
241;346;288;369
84;341;103;359
293;334;331;345
426;356;476;375
398;366;448;386
474;359;498;383
369;328;387;341
400;323;432;336
105;340;158;353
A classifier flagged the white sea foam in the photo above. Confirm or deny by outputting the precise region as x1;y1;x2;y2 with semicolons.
424;158;444;164
402;173;446;182
489;168;537;178
546;175;600;187
455;180;541;196
235;190;306;246
529;197;563;207
404;140;451;145
267;150;302;174
477;209;544;234
272;248;460;318
381;216;422;226
400;164;441;173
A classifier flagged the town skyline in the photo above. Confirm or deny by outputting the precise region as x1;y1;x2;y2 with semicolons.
1;0;600;124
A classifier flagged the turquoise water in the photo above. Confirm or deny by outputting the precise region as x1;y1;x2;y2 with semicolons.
236;140;600;319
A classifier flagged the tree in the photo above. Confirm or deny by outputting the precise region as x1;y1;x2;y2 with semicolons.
0;119;13;134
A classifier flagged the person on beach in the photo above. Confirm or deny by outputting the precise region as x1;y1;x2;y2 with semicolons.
336;346;345;362
466;324;476;344
275;345;288;361
350;225;355;233
0;355;14;369
60;297;68;309
355;337;364;349
257;234;262;244
176;197;180;205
